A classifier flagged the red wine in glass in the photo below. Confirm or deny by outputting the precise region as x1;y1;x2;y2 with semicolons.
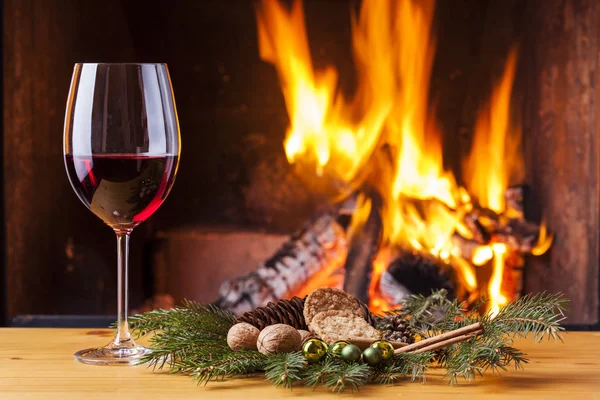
65;154;178;230
64;63;181;365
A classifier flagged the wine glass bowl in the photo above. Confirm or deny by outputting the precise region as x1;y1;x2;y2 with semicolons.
63;63;180;365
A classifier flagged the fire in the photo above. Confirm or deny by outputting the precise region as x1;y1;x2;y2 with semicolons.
532;219;553;256
256;0;551;314
257;0;387;182
472;246;494;266
368;248;393;314
466;50;532;315
464;49;523;214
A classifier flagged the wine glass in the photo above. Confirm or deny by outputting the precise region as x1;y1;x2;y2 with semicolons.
63;63;180;365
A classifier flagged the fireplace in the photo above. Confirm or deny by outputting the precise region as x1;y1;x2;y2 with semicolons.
2;0;599;327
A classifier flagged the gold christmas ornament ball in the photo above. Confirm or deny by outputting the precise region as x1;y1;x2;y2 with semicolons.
302;338;328;363
257;324;302;355
370;340;395;361
329;340;349;358
227;323;260;351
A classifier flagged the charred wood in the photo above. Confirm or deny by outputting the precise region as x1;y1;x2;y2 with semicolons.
493;218;540;253
504;185;528;219
451;232;482;260
464;207;496;241
343;193;383;304
379;270;412;305
214;213;348;314
382;251;456;302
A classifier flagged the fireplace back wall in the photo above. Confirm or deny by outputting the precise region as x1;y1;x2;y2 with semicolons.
2;0;598;325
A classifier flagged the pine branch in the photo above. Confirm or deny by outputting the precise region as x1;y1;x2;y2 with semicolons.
128;300;237;370
127;300;236;339
371;352;433;384
303;358;337;389
390;290;568;385
190;351;270;385
264;353;306;388
324;361;371;393
437;292;567;384
139;336;232;372
386;289;468;337
487;292;569;342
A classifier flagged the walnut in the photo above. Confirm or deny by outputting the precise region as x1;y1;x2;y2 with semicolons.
298;329;315;343
257;324;302;355
227;322;260;350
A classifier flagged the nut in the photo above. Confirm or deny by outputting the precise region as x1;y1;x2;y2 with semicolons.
227;322;260;350
257;324;302;354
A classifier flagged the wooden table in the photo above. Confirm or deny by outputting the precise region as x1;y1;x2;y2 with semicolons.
1;329;599;399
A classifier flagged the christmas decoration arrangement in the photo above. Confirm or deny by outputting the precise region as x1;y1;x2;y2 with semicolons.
128;288;568;393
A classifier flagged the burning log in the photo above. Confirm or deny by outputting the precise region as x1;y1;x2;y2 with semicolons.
493;218;541;253
343;193;383;303
450;232;482;260
378;270;412;306
504;185;527;218
214;213;348;314
463;208;495;242
379;251;456;305
212;180;548;316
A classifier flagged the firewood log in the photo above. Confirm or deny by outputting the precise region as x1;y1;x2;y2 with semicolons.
214;213;348;314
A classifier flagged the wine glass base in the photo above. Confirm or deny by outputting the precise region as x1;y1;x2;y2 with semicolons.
74;345;151;366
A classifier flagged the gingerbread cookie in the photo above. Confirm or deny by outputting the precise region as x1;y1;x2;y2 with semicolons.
309;310;381;344
303;288;363;326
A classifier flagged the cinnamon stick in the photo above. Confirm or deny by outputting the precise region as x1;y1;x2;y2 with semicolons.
347;338;408;350
394;322;484;355
412;330;483;354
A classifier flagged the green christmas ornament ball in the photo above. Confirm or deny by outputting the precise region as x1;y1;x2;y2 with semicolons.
370;340;395;361
362;347;384;366
302;338;328;363
329;341;349;358
340;344;362;362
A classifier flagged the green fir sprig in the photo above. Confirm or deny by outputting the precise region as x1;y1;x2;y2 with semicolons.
128;290;568;392
264;353;305;388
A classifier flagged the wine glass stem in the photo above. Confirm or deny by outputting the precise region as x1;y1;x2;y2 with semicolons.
115;231;132;344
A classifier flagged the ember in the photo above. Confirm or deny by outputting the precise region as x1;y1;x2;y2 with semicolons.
217;0;553;315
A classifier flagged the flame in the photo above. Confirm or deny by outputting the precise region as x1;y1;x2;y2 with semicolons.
369;249;393;313
450;254;478;292
532;219;553;256
256;0;551;314
346;194;372;243
292;252;346;298
472;245;493;266
464;49;523;213
465;50;524;312
257;0;388;182
490;243;509;316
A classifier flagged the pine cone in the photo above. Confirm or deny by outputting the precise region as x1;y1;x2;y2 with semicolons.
357;300;378;327
375;314;416;344
236;296;308;330
235;295;380;330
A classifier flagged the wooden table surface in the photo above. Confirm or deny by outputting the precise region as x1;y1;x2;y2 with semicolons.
1;328;599;399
